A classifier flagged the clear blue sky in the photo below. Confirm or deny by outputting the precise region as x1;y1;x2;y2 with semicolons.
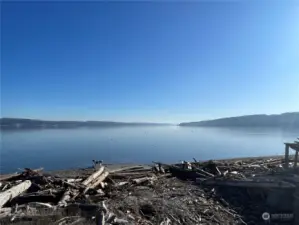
1;1;299;123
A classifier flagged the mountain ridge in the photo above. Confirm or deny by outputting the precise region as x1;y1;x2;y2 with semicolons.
179;112;299;127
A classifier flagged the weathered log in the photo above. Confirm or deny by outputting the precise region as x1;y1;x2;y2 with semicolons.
88;171;109;189
70;218;85;225
66;178;83;183
115;182;129;187
96;210;105;225
82;166;104;186
222;170;229;176
66;203;100;214
10;192;57;205
52;177;84;190
114;218;129;224
110;172;151;178
54;216;81;225
195;168;215;178
0;173;20;182
58;190;71;207
153;164;160;173
108;166;145;173
132;176;156;185
160;217;171;225
0;180;31;208
83;171;109;193
27;202;54;209
158;164;165;174
0;207;12;219
215;166;222;176
23;167;44;174
201;179;296;189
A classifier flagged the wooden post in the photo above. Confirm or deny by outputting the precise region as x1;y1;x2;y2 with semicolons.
294;151;299;168
285;144;290;168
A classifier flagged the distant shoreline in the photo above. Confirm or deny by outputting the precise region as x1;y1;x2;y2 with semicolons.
0;118;172;129
1;112;299;129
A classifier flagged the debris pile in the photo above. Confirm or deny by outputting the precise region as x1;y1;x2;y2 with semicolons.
0;155;297;225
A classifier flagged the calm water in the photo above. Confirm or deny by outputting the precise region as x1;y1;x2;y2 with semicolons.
0;126;298;173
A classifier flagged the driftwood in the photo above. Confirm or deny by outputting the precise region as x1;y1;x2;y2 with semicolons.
0;180;32;208
0;174;20;182
82;166;104;186
66;178;83;183
110;172;151;179
96;210;105;225
0;154;294;225
160;217;171;225
195;168;215;178
83;171;109;193
108;166;145;174
153;164;160;173
89;171;109;189
132;176;156;185
54;216;81;225
27;202;54;209
66;203;101;212
115;182;129;187
0;168;44;182
0;207;12;219
58;190;71;207
159;164;165;174
114;218;129;224
201;179;296;189
10;191;57;205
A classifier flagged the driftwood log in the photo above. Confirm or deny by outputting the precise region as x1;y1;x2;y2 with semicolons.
89;172;109;189
83;171;109;193
82;166;104;186
0;180;32;208
0;207;12;219
132;176;156;185
201;179;296;189
58;190;71;207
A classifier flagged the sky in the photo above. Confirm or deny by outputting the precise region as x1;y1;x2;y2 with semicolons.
1;1;299;123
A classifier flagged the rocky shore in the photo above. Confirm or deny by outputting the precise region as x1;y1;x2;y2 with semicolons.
1;151;299;225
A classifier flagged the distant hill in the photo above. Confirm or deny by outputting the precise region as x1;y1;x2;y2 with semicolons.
179;112;299;128
0;118;170;129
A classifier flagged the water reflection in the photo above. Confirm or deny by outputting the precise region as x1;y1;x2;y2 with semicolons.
1;126;298;173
